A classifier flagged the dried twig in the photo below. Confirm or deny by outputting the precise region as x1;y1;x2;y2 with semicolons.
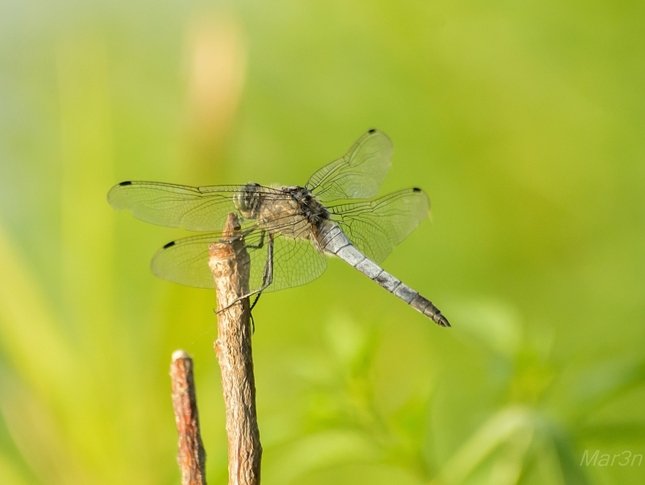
170;350;207;485
209;213;262;485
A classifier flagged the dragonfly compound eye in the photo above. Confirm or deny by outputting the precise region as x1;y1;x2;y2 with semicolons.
234;183;263;219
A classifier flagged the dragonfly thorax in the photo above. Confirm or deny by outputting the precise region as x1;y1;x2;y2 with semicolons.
282;185;330;227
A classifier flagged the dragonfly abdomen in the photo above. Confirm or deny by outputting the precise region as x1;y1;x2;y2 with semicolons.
320;224;450;327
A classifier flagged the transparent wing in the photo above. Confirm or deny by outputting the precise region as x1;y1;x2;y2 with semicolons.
107;181;284;231
150;227;328;293
264;233;328;292
150;233;222;289
305;129;393;202
327;188;430;264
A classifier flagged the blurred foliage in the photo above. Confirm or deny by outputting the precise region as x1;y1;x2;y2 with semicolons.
1;0;644;484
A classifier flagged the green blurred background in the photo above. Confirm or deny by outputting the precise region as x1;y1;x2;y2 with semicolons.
1;1;644;484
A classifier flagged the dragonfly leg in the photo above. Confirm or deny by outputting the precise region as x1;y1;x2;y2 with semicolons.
215;234;274;314
248;236;274;311
244;229;266;250
249;293;262;312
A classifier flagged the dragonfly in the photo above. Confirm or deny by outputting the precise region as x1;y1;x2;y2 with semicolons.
107;129;449;326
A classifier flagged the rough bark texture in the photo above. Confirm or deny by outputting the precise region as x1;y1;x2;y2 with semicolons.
209;213;262;485
170;350;207;485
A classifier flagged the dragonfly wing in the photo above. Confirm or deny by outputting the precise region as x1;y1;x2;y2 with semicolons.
150;232;227;289
150;228;327;293
305;129;393;202
108;181;282;232
327;188;430;264
258;233;328;293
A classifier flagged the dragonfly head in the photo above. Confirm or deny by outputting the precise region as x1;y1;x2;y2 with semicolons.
234;183;263;219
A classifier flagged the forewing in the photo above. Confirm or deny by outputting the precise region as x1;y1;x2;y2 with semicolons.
306;130;393;202
328;188;430;264
107;181;282;231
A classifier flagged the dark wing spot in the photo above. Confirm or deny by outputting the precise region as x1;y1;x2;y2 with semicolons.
413;187;422;192
163;241;176;249
368;128;376;133
119;181;133;186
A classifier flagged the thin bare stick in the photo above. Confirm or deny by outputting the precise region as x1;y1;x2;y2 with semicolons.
170;350;207;485
209;213;262;485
